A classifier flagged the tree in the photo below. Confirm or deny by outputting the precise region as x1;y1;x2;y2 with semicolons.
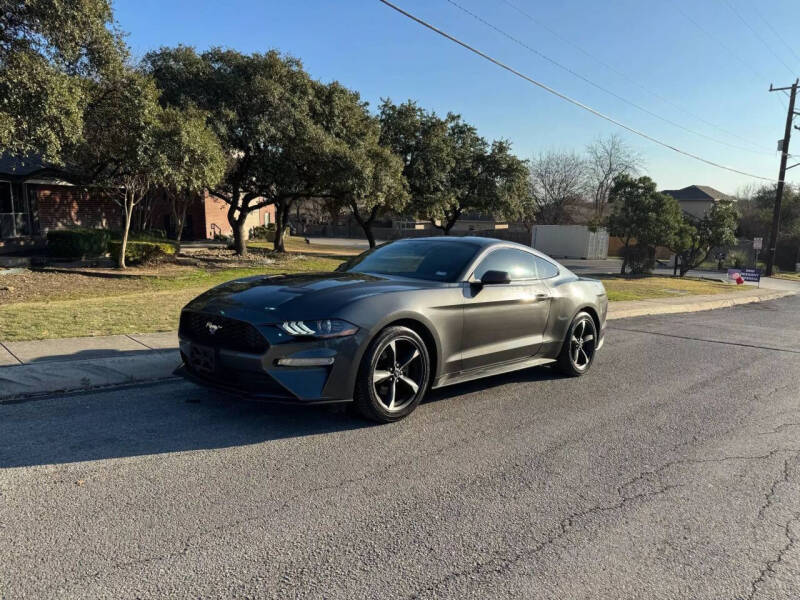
527;150;588;225
73;70;164;268
380;104;526;234
669;200;739;276
586;134;642;220
312;83;407;247
428;119;528;234
0;0;126;161
144;47;324;255
379;100;453;226
737;183;800;271
606;175;683;275
155;107;225;241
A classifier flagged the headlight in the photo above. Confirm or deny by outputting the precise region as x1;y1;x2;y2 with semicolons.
280;319;359;338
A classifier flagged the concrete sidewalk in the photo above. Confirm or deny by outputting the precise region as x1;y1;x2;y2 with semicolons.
0;288;793;402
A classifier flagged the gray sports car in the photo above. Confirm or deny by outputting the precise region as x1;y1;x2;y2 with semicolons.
175;237;607;422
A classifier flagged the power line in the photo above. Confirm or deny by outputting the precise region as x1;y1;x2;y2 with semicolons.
446;0;772;156
749;3;800;70
667;0;787;110
499;0;772;154
376;0;780;182
719;0;797;78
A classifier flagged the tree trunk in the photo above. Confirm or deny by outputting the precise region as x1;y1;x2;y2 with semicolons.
273;199;292;253
351;203;378;248
226;193;248;257
232;218;247;256
119;192;134;269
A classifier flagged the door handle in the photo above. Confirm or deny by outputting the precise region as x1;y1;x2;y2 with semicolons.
534;293;550;301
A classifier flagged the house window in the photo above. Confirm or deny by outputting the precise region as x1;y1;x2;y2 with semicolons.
0;181;15;239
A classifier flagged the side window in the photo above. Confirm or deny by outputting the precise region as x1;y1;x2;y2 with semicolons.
535;256;559;279
472;248;538;281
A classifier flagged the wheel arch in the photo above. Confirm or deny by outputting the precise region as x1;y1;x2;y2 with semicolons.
380;317;440;383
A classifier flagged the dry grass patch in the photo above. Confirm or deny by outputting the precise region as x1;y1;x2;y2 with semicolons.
600;275;747;302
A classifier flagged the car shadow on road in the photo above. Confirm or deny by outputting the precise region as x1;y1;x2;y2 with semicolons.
0;365;564;469
0;382;370;468
424;364;563;405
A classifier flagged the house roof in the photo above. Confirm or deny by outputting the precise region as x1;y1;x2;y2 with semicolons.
661;185;733;202
0;154;50;177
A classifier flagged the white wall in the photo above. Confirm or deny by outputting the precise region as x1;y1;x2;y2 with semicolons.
531;225;608;259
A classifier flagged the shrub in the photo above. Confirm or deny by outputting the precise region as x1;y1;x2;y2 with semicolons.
108;240;177;265
46;228;111;259
621;244;655;274
249;225;275;241
728;250;748;269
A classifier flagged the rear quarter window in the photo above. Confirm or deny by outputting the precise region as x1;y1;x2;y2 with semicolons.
535;256;560;279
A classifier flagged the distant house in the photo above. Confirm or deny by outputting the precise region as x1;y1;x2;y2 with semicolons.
661;185;733;219
0;154;274;249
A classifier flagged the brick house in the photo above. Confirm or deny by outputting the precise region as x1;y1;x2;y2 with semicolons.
0;154;274;249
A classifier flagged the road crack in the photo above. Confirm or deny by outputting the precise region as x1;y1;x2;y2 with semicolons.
748;514;799;599
406;448;800;599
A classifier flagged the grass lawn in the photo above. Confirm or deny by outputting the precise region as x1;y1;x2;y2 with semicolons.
599;275;746;302
0;240;746;342
773;272;800;281
0;245;347;341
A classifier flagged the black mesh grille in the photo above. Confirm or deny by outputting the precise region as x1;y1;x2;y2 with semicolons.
179;311;269;353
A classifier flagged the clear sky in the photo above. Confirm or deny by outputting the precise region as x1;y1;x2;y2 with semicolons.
113;0;800;195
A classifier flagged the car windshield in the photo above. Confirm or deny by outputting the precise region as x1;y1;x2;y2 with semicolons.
338;240;480;282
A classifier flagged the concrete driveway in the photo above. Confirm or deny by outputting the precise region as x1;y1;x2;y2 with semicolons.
2;296;800;598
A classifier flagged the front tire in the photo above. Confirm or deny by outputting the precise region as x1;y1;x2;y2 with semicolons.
353;326;430;423
555;312;597;377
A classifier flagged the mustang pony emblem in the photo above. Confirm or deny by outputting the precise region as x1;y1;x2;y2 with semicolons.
205;321;222;335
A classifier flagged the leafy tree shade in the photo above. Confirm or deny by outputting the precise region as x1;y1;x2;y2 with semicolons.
0;0;125;161
606;175;683;275
144;46;330;255
72;70;164;268
669;201;739;276
155;107;226;241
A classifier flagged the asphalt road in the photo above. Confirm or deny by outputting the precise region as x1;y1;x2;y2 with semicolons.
2;297;800;599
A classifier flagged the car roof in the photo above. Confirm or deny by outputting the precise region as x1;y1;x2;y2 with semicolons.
396;236;511;247
395;236;533;251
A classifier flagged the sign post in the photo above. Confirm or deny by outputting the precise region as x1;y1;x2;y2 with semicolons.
753;237;763;268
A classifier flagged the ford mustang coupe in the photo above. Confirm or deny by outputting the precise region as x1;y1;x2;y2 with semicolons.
175;237;607;422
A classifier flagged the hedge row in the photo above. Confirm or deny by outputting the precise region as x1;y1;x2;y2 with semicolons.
108;240;177;265
46;228;177;264
46;228;112;259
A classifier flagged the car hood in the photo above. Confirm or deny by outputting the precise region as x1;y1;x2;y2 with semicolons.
183;271;438;323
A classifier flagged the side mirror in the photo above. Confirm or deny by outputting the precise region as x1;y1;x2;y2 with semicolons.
480;270;511;285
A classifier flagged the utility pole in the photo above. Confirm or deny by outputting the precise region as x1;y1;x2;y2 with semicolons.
766;79;799;276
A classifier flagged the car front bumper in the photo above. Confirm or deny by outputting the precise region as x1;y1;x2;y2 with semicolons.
175;331;364;404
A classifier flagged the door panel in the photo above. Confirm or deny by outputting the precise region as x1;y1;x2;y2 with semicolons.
461;280;551;371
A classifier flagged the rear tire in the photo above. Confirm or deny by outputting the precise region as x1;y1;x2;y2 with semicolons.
555;312;597;377
353;326;430;423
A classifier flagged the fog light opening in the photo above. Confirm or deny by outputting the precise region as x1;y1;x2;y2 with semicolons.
276;357;335;367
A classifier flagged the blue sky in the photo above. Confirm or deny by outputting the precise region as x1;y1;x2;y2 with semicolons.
114;0;800;194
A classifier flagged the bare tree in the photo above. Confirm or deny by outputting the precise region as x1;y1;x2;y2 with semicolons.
527;150;588;225
586;134;643;219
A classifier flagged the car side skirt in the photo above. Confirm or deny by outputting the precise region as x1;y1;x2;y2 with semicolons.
432;355;557;389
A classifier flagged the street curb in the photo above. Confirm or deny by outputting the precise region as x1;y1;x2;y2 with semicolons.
0;290;794;403
607;289;795;320
0;350;181;403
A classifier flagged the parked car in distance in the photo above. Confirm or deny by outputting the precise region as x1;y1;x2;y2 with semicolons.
175;237;608;422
